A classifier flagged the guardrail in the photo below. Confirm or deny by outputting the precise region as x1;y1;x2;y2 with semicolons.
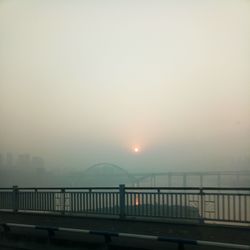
0;185;250;225
1;222;250;249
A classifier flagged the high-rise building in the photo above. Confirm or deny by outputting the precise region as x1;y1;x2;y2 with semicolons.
18;154;31;168
0;153;3;168
31;156;44;169
6;152;13;168
32;156;45;177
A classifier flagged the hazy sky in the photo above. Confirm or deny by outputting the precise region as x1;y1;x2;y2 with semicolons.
0;0;249;171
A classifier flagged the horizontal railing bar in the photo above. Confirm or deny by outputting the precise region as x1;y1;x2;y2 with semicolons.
2;223;250;249
203;193;250;195
124;187;250;191
126;187;201;190
203;218;250;223
125;192;200;195
0;187;120;190
0;187;249;191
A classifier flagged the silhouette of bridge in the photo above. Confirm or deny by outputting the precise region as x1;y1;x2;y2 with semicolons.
80;163;250;187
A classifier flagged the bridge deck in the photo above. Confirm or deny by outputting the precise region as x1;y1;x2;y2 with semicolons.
0;211;249;249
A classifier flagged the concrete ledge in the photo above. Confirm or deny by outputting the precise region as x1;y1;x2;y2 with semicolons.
0;210;249;230
0;211;250;246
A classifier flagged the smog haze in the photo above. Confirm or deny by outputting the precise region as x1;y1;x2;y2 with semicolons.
0;0;249;173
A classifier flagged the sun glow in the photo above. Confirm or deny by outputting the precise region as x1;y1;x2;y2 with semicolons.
132;146;140;153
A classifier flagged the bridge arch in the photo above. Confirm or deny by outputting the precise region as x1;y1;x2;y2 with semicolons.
83;162;136;186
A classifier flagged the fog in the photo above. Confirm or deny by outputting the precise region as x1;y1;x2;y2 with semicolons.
0;0;250;185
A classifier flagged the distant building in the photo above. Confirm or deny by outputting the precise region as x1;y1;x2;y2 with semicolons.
0;153;3;168
6;152;13;167
32;156;45;175
32;156;44;168
17;154;31;168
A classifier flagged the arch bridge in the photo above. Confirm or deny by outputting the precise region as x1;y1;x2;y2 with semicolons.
83;163;250;187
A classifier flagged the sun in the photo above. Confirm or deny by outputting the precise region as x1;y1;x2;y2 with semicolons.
132;146;140;153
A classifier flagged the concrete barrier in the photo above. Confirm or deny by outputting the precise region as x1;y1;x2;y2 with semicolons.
1;222;250;250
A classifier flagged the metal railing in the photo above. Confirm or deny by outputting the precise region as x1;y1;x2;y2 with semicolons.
0;185;249;225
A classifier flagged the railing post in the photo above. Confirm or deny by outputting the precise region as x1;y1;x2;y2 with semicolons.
157;188;161;216
119;184;125;219
13;185;19;213
61;188;65;215
34;188;38;211
199;188;204;224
